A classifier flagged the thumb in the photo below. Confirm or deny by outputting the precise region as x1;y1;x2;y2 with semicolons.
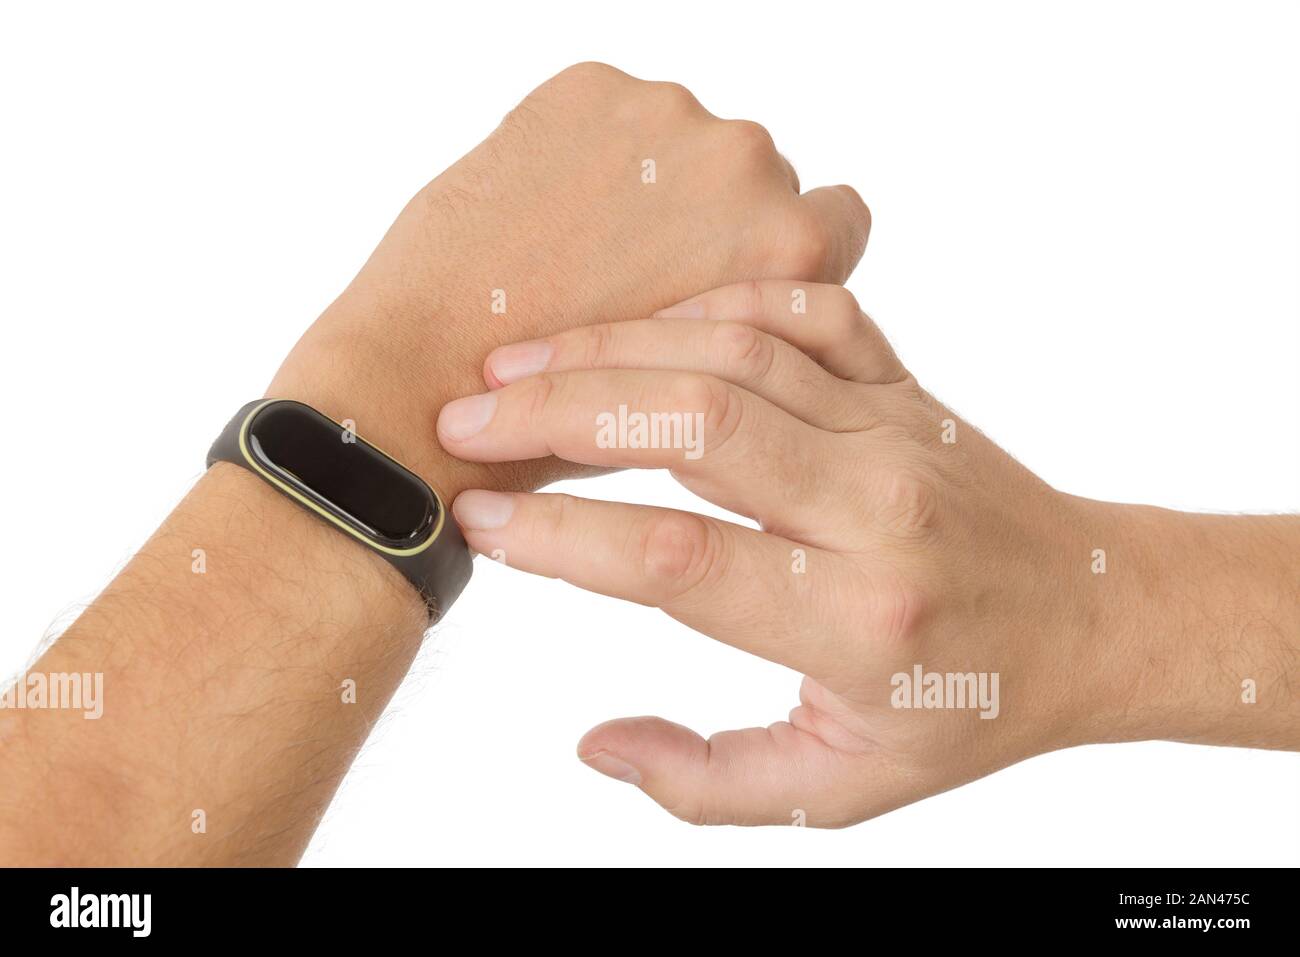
576;715;865;827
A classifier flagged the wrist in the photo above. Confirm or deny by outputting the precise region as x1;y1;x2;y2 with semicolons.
266;259;578;502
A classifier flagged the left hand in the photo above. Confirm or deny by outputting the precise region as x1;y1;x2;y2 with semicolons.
437;280;1126;828
268;64;871;499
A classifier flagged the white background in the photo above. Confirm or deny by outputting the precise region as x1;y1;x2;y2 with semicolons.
1;1;1296;866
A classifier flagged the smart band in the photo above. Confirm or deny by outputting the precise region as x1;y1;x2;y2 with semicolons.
207;399;472;620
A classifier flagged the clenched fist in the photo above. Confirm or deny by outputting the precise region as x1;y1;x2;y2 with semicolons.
272;63;871;497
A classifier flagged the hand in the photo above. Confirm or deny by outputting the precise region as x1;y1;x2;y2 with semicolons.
437;280;1300;826
269;63;871;498
0;67;875;865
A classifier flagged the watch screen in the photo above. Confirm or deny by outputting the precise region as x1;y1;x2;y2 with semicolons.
246;401;436;548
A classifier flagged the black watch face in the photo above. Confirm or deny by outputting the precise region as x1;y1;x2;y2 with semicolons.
245;401;437;550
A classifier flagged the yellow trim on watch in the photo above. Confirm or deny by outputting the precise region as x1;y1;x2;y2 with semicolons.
236;399;444;557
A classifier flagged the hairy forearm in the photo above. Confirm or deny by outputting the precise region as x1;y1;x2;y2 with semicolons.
1087;504;1300;750
0;464;429;865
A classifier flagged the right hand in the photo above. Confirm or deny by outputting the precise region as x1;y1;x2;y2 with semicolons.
440;280;1300;827
270;62;873;493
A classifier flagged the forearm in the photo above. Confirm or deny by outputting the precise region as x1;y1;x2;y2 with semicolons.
1087;503;1300;750
0;463;428;865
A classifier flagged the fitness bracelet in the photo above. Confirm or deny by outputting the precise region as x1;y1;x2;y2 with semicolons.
207;399;472;621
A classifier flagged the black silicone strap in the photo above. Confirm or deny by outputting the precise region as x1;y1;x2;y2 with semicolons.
207;399;472;621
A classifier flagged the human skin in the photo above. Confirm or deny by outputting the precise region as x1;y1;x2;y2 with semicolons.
269;62;869;494
0;65;870;864
440;279;1300;827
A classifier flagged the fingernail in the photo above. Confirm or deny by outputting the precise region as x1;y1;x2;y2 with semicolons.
653;297;706;319
580;750;642;786
488;340;553;385
439;393;497;441
453;489;515;530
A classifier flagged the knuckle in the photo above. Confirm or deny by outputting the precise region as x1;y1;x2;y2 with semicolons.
578;322;617;369
822;285;865;338
524;370;561;423
516;63;627;131
836;183;872;230
648;79;702;113
731;278;768;319
873;464;941;539
724;118;777;156
664;795;710;827
639;511;727;603
870;572;927;648
669;373;740;449
776;208;831;280
708;321;775;387
554;60;621;85
612;78;699;125
537;492;578;543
